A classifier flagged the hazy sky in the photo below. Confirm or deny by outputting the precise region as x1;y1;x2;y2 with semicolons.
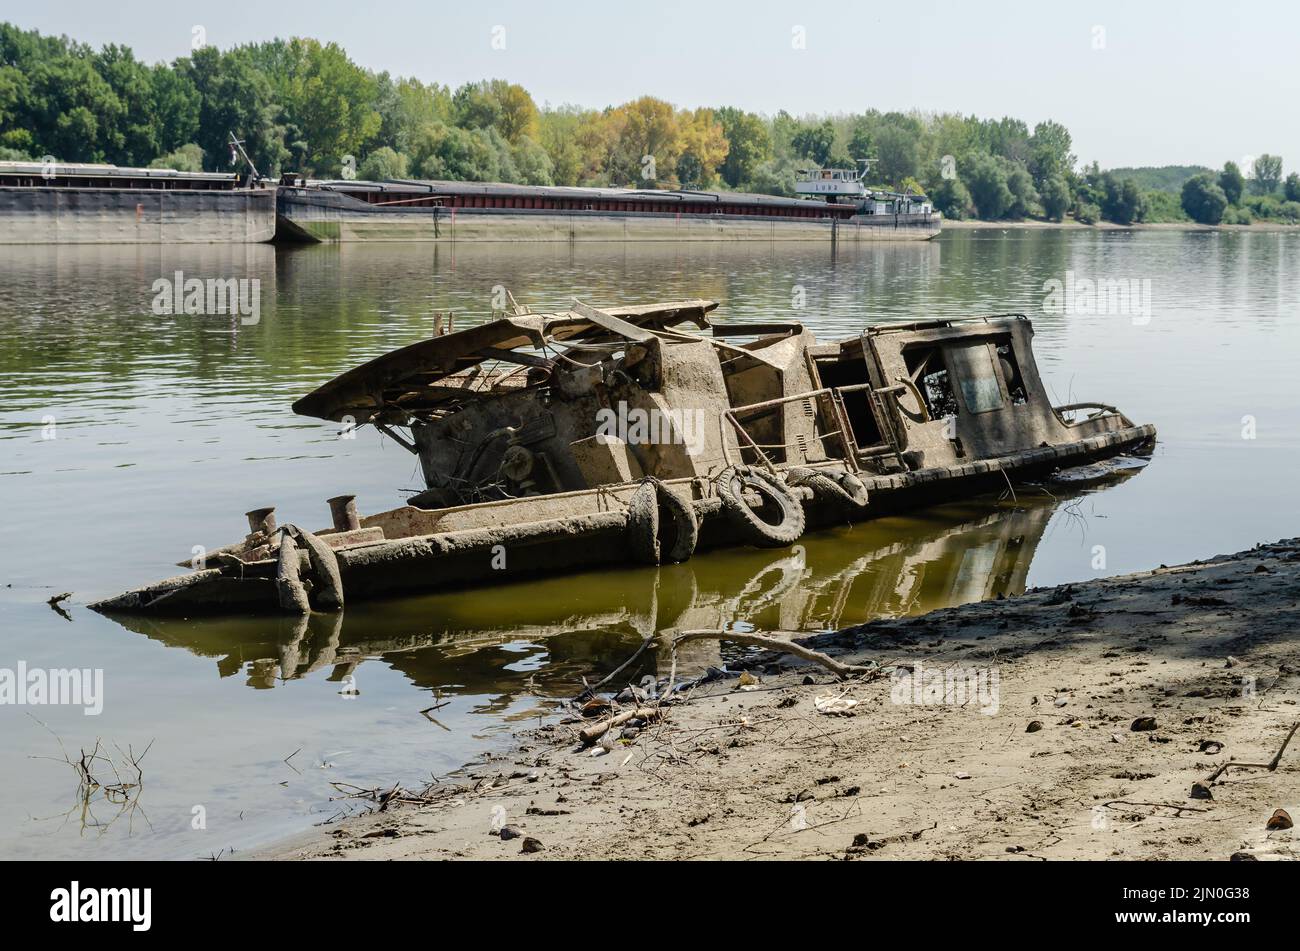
8;0;1294;169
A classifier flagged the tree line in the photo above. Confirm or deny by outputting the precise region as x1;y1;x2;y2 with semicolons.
1;23;1295;225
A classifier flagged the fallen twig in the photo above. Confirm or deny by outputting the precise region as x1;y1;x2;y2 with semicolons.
579;706;661;746
670;629;877;681
1203;720;1299;786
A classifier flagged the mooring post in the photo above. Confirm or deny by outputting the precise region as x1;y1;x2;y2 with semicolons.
327;495;360;532
245;507;277;536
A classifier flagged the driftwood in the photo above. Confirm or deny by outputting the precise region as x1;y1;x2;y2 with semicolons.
670;629;876;680
579;706;661;745
1203;720;1299;786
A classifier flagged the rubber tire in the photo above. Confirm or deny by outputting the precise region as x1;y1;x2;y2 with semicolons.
626;477;699;565
787;467;869;509
717;465;806;548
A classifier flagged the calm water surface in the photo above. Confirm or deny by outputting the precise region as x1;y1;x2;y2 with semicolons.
2;229;1298;858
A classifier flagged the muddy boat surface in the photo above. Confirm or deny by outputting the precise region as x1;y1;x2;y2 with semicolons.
91;299;1156;616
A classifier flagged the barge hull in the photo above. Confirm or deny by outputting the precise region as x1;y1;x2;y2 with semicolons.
276;187;939;243
91;424;1154;616
0;186;276;244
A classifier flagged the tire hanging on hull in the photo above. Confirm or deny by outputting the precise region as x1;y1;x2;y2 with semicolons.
786;466;870;509
626;477;700;565
716;465;806;548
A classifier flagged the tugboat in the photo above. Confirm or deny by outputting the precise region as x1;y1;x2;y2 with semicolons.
795;160;938;238
91;299;1154;616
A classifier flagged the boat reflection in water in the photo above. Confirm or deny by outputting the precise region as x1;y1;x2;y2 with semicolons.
102;477;1128;711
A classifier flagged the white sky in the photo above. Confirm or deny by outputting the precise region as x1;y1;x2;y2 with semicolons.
8;0;1294;170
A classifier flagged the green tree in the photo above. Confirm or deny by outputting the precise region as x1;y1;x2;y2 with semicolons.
358;146;408;180
874;121;919;187
150;142;204;171
1027;120;1074;187
962;152;1012;218
715;107;771;188
1039;173;1071;221
1219;161;1244;205
790;119;834;166
181;45;288;173
1250;154;1283;195
93;44;157;164
510;135;553;185
1005;161;1039;218
259;38;382;175
1181;173;1228;224
1285;172;1300;202
929;176;973;219
149;64;200;155
1101;175;1143;224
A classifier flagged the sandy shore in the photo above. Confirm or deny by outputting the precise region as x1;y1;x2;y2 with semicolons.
264;539;1300;861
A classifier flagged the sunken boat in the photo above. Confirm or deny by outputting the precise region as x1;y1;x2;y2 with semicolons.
90;300;1155;616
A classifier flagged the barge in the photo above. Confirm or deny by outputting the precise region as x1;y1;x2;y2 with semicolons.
274;170;940;244
0;160;276;244
91;299;1154;617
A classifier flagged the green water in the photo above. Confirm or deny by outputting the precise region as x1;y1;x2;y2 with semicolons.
2;229;1298;859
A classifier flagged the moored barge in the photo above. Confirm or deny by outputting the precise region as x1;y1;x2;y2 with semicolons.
275;172;940;244
0;160;276;244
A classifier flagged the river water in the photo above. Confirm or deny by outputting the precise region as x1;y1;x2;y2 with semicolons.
1;229;1298;859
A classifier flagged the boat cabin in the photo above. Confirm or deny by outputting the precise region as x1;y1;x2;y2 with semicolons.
292;301;1136;508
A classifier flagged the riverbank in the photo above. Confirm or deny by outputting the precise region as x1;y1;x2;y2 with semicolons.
943;217;1300;231
264;537;1300;862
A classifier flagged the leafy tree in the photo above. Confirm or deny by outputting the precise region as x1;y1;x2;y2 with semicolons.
150;142;204;171
1181;173;1228;224
1074;201;1101;225
845;118;872;161
715;107;770;188
1101;175;1143;224
510;135;553;185
746;157;800;197
358;145;408;180
1028;120;1074;187
1005;161;1039;218
1141;190;1188;223
929;176;973;219
608;96;680;185
1285;172;1300;203
1039;173;1070;221
962;152;1012;218
181;45;288;173
676;108;727;188
149;64;200;154
1219;161;1244;205
258;38;381;175
93;44;157;164
873;122;919;188
790;120;834;165
538;107;586;186
1250;154;1283;195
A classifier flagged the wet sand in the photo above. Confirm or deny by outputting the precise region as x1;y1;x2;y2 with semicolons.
263;538;1300;861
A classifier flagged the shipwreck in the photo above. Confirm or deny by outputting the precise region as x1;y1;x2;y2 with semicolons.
90;299;1155;616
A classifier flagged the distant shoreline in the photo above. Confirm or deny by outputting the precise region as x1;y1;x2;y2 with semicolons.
942;218;1300;232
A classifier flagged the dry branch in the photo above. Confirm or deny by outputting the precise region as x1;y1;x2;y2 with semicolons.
671;629;877;680
579;706;661;745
